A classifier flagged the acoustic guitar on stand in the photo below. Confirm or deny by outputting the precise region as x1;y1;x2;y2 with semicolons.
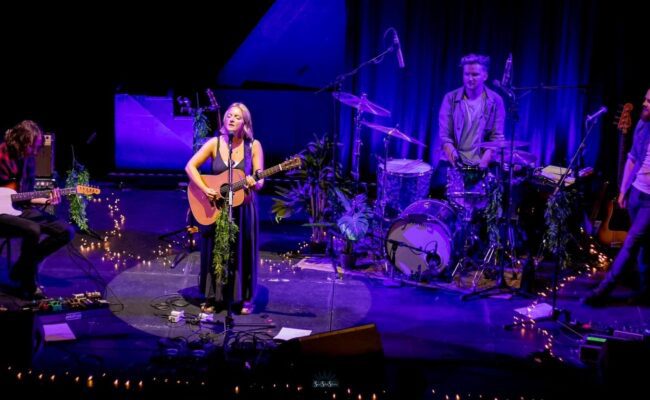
0;184;101;216
597;103;633;247
188;157;301;226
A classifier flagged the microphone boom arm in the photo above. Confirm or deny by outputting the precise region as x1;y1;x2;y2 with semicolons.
316;27;403;94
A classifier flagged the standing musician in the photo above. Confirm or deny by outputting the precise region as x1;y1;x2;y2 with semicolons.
584;88;650;306
185;102;264;315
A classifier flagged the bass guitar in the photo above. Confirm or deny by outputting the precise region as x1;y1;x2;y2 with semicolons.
598;103;633;247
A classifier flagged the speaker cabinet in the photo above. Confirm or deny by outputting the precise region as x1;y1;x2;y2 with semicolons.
0;310;36;367
272;324;384;387
294;323;383;358
35;133;54;178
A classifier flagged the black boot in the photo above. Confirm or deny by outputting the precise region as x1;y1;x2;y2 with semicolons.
582;277;616;306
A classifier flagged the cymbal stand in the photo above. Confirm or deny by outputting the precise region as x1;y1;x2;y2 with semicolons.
351;103;366;188
377;135;401;287
376;135;391;224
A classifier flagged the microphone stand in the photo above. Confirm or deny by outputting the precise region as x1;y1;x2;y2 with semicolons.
505;112;599;337
315;43;397;95
315;27;400;191
462;83;532;301
224;133;236;330
221;134;272;334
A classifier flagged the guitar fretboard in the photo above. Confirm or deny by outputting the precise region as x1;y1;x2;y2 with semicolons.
219;162;295;196
10;187;77;202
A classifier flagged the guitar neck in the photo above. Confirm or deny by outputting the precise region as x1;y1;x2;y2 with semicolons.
10;187;76;202
229;164;285;192
617;135;627;186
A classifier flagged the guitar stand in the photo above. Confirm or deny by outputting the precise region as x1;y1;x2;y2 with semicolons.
80;226;103;241
158;208;199;268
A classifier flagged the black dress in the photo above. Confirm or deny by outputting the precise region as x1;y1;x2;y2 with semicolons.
199;138;259;306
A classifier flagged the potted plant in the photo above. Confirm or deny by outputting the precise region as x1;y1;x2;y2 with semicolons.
333;188;372;269
272;134;348;252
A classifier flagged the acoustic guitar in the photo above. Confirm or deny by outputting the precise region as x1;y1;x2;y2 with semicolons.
188;157;301;226
0;184;101;216
597;103;633;247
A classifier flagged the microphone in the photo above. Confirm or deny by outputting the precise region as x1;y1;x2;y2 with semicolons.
392;30;405;68
85;131;97;145
501;53;512;88
586;106;607;122
227;129;235;141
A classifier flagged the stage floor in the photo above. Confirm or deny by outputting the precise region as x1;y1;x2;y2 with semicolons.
1;184;648;398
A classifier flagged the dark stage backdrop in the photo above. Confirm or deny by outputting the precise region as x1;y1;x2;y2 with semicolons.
2;0;646;188
338;0;647;190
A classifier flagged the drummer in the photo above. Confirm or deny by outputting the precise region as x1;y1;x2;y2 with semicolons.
438;53;505;170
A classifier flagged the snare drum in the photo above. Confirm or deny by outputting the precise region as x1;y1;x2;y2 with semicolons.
446;166;493;211
377;159;432;218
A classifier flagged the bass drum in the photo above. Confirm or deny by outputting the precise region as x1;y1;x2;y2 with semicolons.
385;199;458;277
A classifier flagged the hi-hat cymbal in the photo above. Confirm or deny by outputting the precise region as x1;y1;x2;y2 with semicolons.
497;149;537;165
361;121;427;147
333;92;391;117
479;140;529;149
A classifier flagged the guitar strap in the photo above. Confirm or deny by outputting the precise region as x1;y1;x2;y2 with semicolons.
216;137;253;175
244;138;252;175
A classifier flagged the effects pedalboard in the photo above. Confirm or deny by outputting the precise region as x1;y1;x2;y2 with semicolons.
24;291;109;313
579;328;650;365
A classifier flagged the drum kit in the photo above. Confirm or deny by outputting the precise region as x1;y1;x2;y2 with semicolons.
333;90;540;288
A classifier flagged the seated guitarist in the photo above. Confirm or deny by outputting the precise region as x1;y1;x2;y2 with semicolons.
584;89;650;306
185;102;264;315
0;120;74;300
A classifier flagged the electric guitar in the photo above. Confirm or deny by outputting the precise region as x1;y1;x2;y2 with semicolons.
188;157;301;225
598;103;633;247
0;184;101;216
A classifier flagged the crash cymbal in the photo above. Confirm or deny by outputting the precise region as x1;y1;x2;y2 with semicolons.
333;92;391;117
479;140;529;149
497;149;537;165
361;121;427;147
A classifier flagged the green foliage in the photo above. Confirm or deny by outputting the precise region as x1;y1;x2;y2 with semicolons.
483;178;502;247
193;110;211;152
543;188;578;269
272;134;349;243
65;163;90;231
212;208;239;284
334;188;372;253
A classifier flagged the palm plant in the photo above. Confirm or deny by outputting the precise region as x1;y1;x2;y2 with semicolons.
272;134;348;247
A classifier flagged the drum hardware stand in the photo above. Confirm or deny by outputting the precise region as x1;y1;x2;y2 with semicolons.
449;212;487;282
376;135;392;225
315;27;399;189
375;135;403;287
350;100;368;190
383;238;403;287
461;70;528;301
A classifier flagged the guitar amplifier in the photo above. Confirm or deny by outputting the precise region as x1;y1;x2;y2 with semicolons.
35;133;55;178
35;178;56;191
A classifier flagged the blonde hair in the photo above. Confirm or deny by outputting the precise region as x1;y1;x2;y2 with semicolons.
219;102;254;140
460;53;490;71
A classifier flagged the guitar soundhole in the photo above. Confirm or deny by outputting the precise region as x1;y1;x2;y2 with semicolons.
219;184;230;198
